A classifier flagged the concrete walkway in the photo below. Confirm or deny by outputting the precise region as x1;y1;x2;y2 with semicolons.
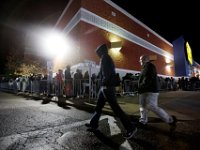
82;90;200;121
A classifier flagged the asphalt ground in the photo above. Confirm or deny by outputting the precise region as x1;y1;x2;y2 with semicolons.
2;89;200;150
64;90;200;150
37;90;200;150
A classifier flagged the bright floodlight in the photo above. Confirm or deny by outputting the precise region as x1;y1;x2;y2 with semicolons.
40;30;70;58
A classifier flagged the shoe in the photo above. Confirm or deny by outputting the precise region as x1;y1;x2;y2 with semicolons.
139;118;148;124
137;122;147;129
85;123;98;130
124;127;137;139
139;120;147;125
169;115;177;132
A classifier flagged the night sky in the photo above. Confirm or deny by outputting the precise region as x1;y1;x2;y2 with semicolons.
111;0;200;63
0;0;69;74
0;0;199;74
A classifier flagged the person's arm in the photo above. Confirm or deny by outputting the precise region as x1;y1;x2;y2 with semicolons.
101;55;115;86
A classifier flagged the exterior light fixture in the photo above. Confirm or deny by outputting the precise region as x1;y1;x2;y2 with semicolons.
149;55;157;61
166;62;174;67
111;41;122;51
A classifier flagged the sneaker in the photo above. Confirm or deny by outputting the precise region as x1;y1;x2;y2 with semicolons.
169;115;177;132
85;123;98;130
124;127;137;139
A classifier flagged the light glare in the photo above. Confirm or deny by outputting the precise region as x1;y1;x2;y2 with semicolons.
40;30;70;58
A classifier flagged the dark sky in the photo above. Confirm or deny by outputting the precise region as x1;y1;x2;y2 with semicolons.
0;0;199;74
111;0;200;64
0;0;69;74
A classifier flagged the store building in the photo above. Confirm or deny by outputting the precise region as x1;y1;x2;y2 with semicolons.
54;0;175;77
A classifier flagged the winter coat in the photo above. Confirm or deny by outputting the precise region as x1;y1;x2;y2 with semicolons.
96;44;116;87
138;61;159;93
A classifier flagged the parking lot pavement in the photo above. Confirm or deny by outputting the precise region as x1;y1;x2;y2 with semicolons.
76;91;200;150
1;90;200;149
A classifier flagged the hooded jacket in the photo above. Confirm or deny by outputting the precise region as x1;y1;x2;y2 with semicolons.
96;44;116;87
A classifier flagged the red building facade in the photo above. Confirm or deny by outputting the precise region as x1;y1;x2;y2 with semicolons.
55;0;175;76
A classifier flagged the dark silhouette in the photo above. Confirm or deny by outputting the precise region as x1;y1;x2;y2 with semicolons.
85;44;137;139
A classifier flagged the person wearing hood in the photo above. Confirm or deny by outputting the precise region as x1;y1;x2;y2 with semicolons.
85;43;137;139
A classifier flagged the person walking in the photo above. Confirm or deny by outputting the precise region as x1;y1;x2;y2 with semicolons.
85;43;137;139
138;55;177;132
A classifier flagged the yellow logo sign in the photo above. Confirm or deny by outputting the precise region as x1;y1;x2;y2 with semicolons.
186;42;193;65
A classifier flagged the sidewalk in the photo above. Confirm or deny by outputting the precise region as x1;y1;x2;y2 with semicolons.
23;90;199;121
65;91;197;121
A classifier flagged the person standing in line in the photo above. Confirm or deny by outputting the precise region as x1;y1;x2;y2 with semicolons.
73;69;83;98
64;65;72;98
85;43;137;139
138;55;177;132
47;68;53;97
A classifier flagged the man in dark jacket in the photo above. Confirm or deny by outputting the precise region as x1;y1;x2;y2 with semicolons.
138;55;177;132
85;44;137;139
